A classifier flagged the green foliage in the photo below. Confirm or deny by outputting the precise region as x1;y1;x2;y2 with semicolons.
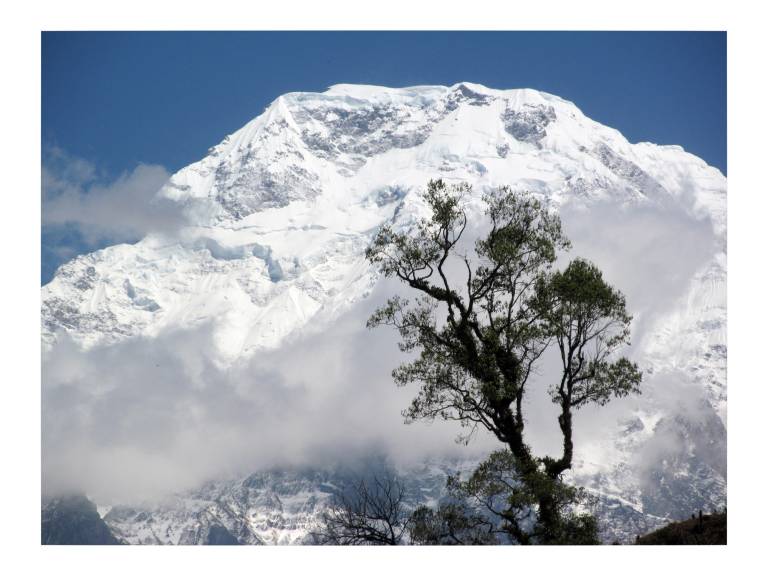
442;450;599;545
366;180;642;544
409;502;497;545
534;258;641;410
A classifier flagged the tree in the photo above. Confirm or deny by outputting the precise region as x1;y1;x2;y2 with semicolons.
312;474;410;545
409;485;499;545
365;179;641;544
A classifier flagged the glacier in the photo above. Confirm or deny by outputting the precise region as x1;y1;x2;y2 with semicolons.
41;82;726;543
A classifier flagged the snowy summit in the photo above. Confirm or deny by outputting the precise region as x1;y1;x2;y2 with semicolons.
42;82;725;366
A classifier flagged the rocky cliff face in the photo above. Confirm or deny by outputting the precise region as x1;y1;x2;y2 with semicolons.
42;494;121;545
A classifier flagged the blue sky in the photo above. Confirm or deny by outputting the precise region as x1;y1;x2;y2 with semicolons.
41;31;726;282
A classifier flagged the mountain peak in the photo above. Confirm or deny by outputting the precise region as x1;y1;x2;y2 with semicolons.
42;83;725;361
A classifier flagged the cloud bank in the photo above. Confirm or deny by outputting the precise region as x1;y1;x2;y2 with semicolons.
42;283;475;504
41;191;723;505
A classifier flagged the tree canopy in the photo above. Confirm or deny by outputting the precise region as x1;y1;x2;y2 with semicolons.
364;179;642;544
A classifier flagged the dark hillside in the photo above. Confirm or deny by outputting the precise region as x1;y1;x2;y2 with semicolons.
635;511;726;545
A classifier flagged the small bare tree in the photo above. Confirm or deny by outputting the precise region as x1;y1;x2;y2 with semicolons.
313;475;410;545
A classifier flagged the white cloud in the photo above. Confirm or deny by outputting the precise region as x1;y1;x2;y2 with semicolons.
41;287;479;504
41;188;724;505
42;147;177;246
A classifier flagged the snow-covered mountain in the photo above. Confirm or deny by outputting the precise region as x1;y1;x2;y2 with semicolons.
41;82;726;543
96;458;478;545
